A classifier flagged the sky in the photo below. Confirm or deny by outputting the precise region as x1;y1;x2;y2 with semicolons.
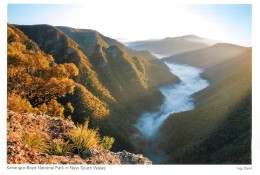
8;3;252;46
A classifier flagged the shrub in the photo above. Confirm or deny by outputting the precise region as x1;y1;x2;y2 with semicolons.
7;93;38;114
22;133;47;152
47;99;64;118
66;121;100;153
100;136;115;150
38;103;48;113
47;139;72;156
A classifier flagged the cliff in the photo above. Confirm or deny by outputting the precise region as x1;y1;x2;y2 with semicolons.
7;111;152;165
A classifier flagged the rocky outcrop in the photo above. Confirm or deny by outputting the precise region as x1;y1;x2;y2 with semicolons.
7;111;152;165
112;150;152;164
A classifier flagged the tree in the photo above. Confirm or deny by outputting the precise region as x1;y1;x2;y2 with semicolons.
7;26;79;118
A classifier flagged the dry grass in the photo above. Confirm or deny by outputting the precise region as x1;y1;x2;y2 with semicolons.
66;121;101;153
47;139;73;156
22;133;47;153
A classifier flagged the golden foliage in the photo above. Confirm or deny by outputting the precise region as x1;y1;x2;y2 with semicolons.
7;26;79;118
7;93;38;113
46;99;65;118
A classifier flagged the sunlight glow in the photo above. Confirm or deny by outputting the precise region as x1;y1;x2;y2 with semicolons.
7;3;251;46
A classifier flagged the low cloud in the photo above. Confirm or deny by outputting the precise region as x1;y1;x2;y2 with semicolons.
134;62;210;139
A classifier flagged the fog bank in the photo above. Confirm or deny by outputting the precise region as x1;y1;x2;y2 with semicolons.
135;62;210;139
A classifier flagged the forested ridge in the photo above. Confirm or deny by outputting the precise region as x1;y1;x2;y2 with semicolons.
7;24;178;155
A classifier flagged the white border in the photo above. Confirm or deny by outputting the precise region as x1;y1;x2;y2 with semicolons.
1;0;259;175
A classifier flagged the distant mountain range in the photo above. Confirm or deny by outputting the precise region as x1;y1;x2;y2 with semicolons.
126;34;219;58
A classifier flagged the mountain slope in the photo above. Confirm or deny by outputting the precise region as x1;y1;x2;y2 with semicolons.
14;24;179;153
15;24;115;105
14;23;179;105
56;26;171;69
163;43;250;69
54;26;178;101
91;45;178;101
159;50;252;164
56;26;159;63
201;48;252;83
127;35;215;57
8;24;111;123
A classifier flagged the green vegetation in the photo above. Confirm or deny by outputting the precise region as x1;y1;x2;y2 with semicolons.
62;83;110;123
159;50;252;164
100;136;115;150
89;45;178;103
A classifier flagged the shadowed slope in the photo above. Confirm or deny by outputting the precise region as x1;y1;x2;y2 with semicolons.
164;43;250;69
159;50;252;164
99;45;178;101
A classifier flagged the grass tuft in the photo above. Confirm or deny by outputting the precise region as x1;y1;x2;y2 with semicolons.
22;133;47;152
66;121;101;153
47;139;72;156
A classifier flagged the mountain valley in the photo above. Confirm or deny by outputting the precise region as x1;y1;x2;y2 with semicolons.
7;24;252;164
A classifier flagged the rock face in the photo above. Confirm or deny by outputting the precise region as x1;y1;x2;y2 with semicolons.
80;149;152;165
7;111;152;165
112;150;152;164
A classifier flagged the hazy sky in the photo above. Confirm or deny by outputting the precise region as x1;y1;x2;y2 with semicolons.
8;3;252;46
